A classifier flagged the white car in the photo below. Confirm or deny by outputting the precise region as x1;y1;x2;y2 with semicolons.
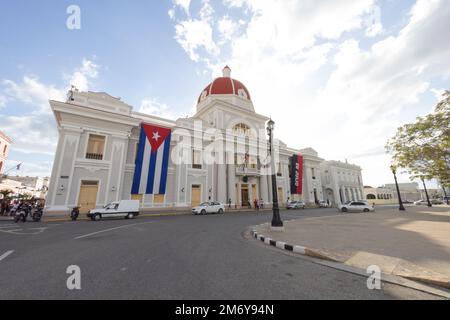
286;201;306;209
87;200;140;221
318;200;329;208
414;200;430;206
192;202;225;215
338;201;374;213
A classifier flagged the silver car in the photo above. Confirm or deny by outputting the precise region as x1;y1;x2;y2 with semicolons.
338;201;374;213
287;201;306;209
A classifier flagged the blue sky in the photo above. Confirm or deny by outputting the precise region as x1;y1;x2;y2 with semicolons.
0;0;449;188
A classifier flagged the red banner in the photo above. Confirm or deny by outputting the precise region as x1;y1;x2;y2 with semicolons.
290;154;303;195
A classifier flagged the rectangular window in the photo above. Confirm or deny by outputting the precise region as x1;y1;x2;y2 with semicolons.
277;162;282;177
192;149;202;169
312;168;316;180
86;134;105;160
249;155;257;169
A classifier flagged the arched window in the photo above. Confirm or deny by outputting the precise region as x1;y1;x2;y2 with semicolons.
367;194;376;200
232;123;255;137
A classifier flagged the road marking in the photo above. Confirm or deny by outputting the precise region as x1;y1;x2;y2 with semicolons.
74;222;154;240
0;250;14;262
0;227;48;235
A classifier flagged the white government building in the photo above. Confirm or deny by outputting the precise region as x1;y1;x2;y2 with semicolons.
45;67;364;213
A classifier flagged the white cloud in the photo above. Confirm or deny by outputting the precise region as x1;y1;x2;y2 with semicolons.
68;58;100;91
2;76;66;113
175;18;219;61
431;88;446;101
217;15;239;42
0;58;100;161
174;0;192;15
171;0;450;187
0;95;7;108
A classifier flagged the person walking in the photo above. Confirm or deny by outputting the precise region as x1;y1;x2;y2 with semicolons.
1;200;6;216
254;199;259;211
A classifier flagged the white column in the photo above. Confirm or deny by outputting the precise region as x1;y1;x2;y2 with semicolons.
217;163;227;203
260;174;269;203
227;156;236;206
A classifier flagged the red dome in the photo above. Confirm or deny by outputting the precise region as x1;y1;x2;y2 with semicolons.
198;67;252;104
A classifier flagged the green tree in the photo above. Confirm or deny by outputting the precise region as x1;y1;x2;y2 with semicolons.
386;91;450;189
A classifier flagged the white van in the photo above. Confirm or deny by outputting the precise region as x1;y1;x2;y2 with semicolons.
87;200;140;221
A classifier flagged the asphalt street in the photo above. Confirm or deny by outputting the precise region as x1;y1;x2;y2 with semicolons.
0;207;443;300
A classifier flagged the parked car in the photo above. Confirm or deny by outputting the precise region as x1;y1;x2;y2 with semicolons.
318;200;329;208
414;200;429;206
431;199;444;205
192;202;225;215
338;201;374;213
286;201;306;209
87;200;140;221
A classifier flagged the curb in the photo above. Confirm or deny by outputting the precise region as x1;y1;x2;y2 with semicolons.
250;229;339;262
250;228;450;293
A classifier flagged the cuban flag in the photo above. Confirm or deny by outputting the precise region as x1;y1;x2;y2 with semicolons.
131;123;172;195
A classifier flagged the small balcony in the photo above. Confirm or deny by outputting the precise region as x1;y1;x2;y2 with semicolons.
236;166;260;176
86;153;103;161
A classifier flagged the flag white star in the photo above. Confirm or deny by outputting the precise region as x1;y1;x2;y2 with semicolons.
152;131;161;141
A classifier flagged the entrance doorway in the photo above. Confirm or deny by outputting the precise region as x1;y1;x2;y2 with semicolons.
252;184;257;202
191;185;201;207
78;181;99;213
241;184;249;207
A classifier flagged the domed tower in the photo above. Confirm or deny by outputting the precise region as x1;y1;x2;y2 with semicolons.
196;66;255;114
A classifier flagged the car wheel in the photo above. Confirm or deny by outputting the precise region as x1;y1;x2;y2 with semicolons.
363;208;370;213
341;207;348;213
94;214;102;221
218;208;224;214
126;213;135;219
201;209;206;215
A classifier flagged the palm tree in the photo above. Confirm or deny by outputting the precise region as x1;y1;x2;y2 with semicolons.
0;189;13;200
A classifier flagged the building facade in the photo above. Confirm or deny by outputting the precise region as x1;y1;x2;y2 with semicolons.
0;130;12;175
363;186;397;205
46;67;363;213
383;182;421;202
320;160;365;205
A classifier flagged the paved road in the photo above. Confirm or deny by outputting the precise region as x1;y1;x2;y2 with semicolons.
0;208;443;299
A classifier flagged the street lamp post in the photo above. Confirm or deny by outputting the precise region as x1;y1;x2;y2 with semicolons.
267;119;283;229
390;165;405;211
421;177;432;207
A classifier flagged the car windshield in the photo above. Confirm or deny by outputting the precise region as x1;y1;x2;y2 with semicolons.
200;202;210;206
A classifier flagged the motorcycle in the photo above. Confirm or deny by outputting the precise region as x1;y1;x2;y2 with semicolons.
14;204;32;223
31;207;43;222
70;206;80;221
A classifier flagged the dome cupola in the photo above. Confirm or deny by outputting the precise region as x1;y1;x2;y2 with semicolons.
197;66;252;104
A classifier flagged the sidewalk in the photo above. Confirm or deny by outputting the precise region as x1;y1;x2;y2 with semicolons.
253;206;450;288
